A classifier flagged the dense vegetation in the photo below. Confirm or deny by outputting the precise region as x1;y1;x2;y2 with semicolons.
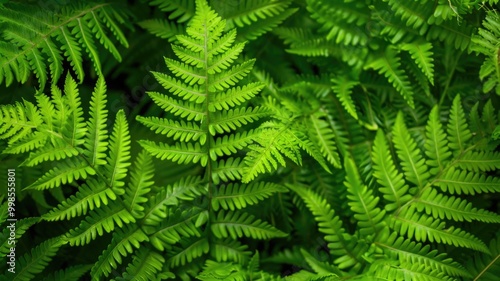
1;0;499;280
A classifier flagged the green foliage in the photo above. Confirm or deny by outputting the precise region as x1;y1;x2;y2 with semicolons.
1;0;500;280
0;1;129;88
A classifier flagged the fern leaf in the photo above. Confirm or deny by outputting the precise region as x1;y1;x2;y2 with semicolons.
42;179;115;221
151;71;206;103
344;157;386;236
331;75;358;119
366;47;414;108
138;140;208;166
210;131;256;160
308;111;341;168
56;26;84;82
91;225;148;279
142;176;205;226
123;151;154;219
147;207;204;250
436;167;500;195
83;76;108;167
0;218;39;257
209;82;264;111
375;231;471;278
8;237;66;281
212;182;286;211
243;122;302;183
0;2;128;86
211;238;251;263
467;233;500;281
137;117;205;143
138;18;184;42
414;188;500;223
392;112;430;189
457;151;500;172
401;41;434;84
209;107;267;135
211;211;287;240
168;237;209;267
103;110;131;195
146;91;205;121
288;184;362;269
300;248;342;276
447;95;472;154
24;158;95;191
371;260;456;281
371;130;411;211
72;17;101;74
424;106;451;175
149;0;195;23
391;210;490;253
41;265;92;281
66;204;135;246
118;248;165;281
212;157;243;184
62;75;86;147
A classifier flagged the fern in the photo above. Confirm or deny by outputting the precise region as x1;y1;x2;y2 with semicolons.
289;95;500;279
0;1;129;87
2;1;500;280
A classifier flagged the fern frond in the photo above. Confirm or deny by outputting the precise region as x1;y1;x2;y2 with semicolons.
436;167;500;195
91;225;148;279
467;233;500;281
366;47;414;108
288;184;363;270
142;176;205;226
401;41;434;85
447;95;472;154
0;218;39;257
104;110;130;195
139;18;184;42
424;106;452;175
149;0;195;23
0;2;129;86
308;111;341;169
210;131;256;160
371;130;412;211
375;231;471;278
370;260;455;281
391;210;490;253
83;76;108;167
344;157;386;236
209;107;268;135
212;182;286;211
243;122;302;183
331;75;358;119
42;179;114;221
212;157;243;184
414;188;500;223
66;203;135;246
123;151;154;219
211;238;251;263
137;117;205;143
138;140;208;166
7;237;66;281
168;237;209;267
211;211;287;240
118;248;166;281
457;150;500;172
147;207;204;250
24;158;95;190
426;20;474;51
392;112;430;189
